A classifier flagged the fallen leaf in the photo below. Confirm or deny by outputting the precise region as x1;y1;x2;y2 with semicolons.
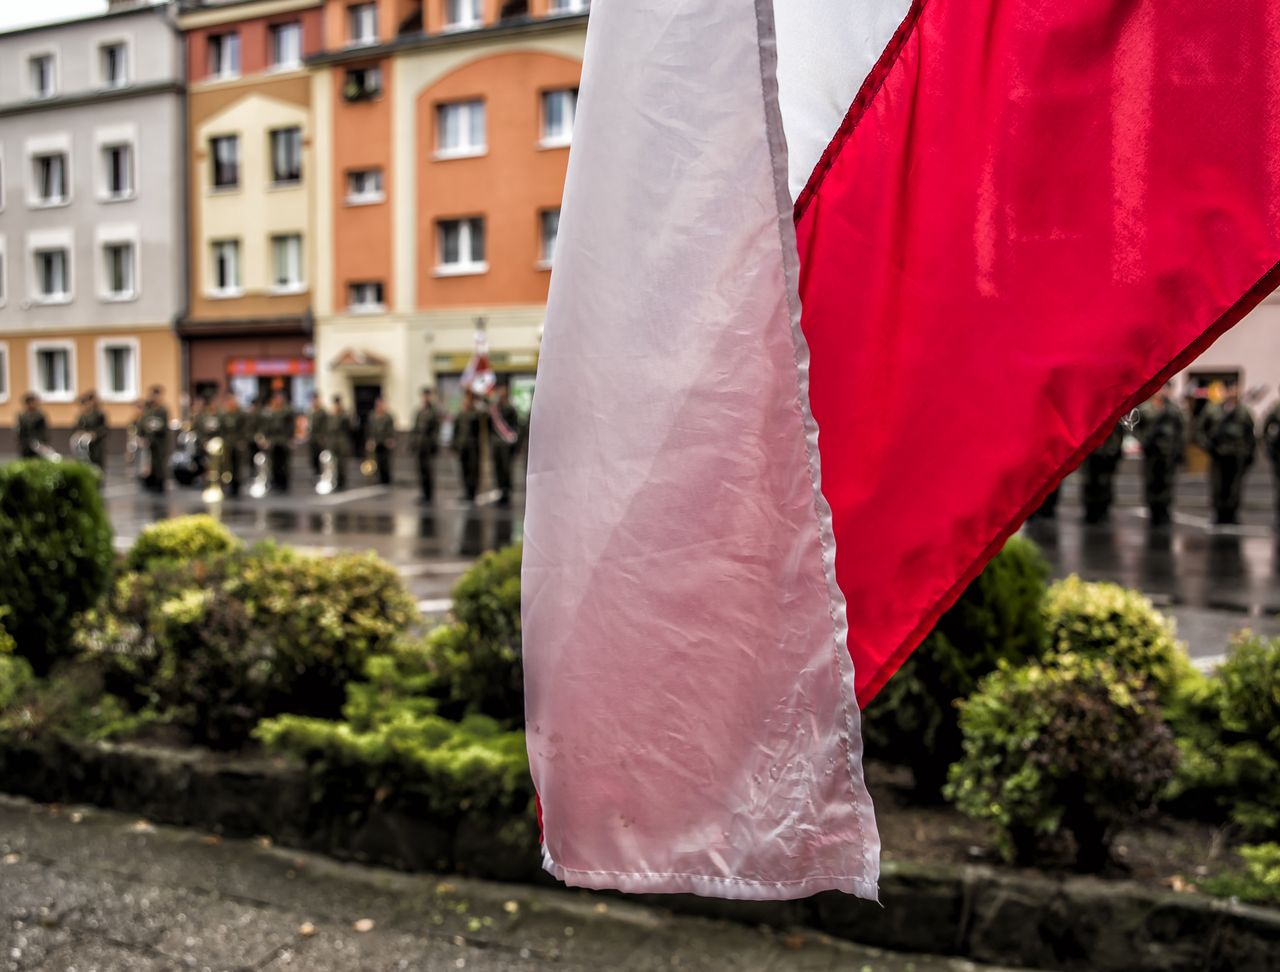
593;903;608;915
503;900;519;915
298;922;316;938
69;812;83;824
782;934;806;950
3;853;20;865
199;835;222;846
256;836;273;849
353;918;375;933
436;882;457;896
130;820;155;834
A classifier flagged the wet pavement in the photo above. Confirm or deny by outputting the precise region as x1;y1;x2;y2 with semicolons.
0;795;1038;972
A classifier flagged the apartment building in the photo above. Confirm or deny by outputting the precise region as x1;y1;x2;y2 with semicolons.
311;0;588;427
177;0;324;408
0;0;185;437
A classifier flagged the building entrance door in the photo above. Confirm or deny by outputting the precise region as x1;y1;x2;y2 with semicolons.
353;382;382;457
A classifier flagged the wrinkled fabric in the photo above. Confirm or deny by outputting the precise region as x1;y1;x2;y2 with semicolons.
522;0;879;900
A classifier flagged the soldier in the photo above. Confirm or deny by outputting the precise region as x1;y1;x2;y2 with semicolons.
489;384;520;507
306;391;328;482
410;387;441;504
248;397;266;471
1263;386;1280;526
1196;382;1257;525
219;392;248;498
17;393;51;459
263;390;295;493
140;385;170;493
452;388;484;503
73;391;108;471
324;395;352;492
194;394;222;454
1139;383;1186;527
1081;422;1125;523
366;397;396;486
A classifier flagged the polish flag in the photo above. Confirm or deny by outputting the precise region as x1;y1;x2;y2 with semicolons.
522;0;1280;900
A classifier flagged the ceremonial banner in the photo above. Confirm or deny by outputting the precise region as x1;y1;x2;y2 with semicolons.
523;0;1280;899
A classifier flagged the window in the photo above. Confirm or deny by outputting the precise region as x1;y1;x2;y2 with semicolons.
102;144;134;199
271;234;304;291
100;43;128;88
34;249;70;302
348;3;378;45
348;281;384;311
29;55;55;99
32;153;68;205
0;343;8;403
539;208;560;266
103;242;136;299
444;0;482;30
208;32;241;80
210;240;241;296
345;168;384;204
269;22;303;69
32;344;74;401
98;339;138;401
270;127;303;185
436;100;486;157
342;66;382;102
437;217;486;274
0;238;6;306
541;88;577;147
210;135;239;189
549;0;589;11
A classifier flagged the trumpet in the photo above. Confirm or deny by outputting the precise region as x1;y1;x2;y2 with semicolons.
316;449;338;495
202;437;226;504
71;431;93;462
249;450;271;498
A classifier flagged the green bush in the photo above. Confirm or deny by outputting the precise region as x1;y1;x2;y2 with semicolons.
77;543;419;748
0;655;36;714
125;514;241;571
863;535;1050;797
0;460;113;673
1204;843;1280;906
945;654;1179;869
1165;634;1280;833
1043;576;1192;697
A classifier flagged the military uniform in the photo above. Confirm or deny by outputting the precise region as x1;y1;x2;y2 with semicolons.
308;405;329;479
1081;423;1125;523
411;402;441;502
1197;402;1257;524
17;408;50;459
219;406;249;497
453;403;484;502
1139;399;1186;526
141;402;170;493
73;405;108;470
323;408;352;491
488;399;520;506
262;404;295;492
1263;401;1280;524
367;411;396;486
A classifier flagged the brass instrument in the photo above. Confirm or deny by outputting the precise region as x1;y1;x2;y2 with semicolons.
32;442;62;463
202;437;226;504
361;440;377;479
129;432;152;479
249;450;271;498
316;449;338;495
70;431;93;462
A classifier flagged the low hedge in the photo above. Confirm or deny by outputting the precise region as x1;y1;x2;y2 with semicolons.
0;461;113;673
125;514;241;571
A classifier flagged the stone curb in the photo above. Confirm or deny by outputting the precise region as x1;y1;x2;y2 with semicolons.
1;735;1277;972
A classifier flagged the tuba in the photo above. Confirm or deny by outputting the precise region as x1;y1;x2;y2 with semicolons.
202;437;226;504
70;431;93;462
249;450;271;498
316;449;338;495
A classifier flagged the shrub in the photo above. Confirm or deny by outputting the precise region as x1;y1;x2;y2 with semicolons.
0;655;36;714
1204;844;1280;906
125;514;241;572
0;460;113;673
1165;634;1280;833
863;535;1050;797
945;654;1179;869
1042;576;1192;697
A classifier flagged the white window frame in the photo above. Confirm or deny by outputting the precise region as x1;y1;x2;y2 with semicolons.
101;241;138;301
540;88;577;148
270;233;305;293
436;100;486;159
0;235;6;308
347;3;378;46
344;168;384;205
29;340;76;404
0;142;6;212
538;208;559;269
208;31;241;81
96;337;140;403
99;141;136;202
209;239;243;298
97;225;140;302
209;134;240;191
98;38;131;90
0;342;9;405
268;21;304;71
269;127;303;186
347;281;385;313
27;51;58;100
29;229;74;306
27;136;71;209
443;0;483;31
435;217;487;277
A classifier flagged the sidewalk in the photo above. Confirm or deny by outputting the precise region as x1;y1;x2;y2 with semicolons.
0;796;1037;972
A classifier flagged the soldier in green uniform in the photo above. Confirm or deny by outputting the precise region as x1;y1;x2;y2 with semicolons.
410;387;441;504
488;384;520;507
306;391;328;483
141;386;170;493
1081;422;1125;523
1139;383;1186;527
263;390;296;493
452;388;484;503
17;393;51;459
1196;383;1257;525
366;397;397;486
219;392;248;498
324;395;352;491
73;391;108;471
1262;387;1280;527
